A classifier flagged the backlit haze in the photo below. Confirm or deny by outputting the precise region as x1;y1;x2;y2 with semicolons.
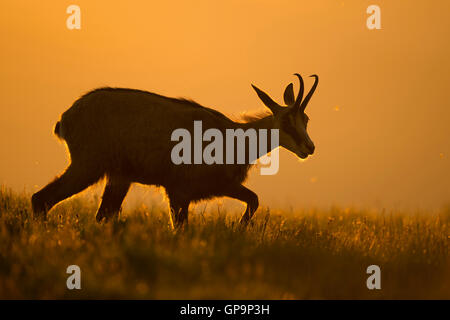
1;1;449;210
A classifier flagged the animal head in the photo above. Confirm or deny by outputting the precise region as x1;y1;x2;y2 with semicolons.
252;74;318;159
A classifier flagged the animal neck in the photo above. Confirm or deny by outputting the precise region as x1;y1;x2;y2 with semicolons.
235;116;279;158
239;116;275;132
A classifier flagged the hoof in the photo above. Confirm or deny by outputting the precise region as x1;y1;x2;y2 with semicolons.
96;211;117;223
170;219;188;231
239;216;254;228
31;193;48;220
96;213;108;223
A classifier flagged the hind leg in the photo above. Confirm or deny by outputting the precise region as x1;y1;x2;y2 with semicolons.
95;178;131;223
31;164;102;219
167;192;190;229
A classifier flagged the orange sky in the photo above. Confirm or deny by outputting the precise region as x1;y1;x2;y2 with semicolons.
0;1;449;210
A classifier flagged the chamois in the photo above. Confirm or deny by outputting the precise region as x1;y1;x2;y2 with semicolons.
31;74;318;227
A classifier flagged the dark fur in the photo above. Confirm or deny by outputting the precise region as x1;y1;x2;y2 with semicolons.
32;87;268;227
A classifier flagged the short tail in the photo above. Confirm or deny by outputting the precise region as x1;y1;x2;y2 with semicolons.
54;121;62;139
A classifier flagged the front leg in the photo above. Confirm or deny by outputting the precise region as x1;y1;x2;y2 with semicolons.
223;184;259;225
96;178;130;223
166;191;190;229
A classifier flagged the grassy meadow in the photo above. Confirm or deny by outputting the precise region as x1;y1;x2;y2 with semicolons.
0;186;448;299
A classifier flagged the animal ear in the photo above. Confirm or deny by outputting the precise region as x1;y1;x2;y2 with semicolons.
251;84;283;114
283;83;295;105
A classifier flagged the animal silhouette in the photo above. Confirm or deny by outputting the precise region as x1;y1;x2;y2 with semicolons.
31;74;318;227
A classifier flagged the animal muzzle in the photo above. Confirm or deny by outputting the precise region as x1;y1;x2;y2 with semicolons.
304;137;315;155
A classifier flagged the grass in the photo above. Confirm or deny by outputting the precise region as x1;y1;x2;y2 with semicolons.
0;186;448;299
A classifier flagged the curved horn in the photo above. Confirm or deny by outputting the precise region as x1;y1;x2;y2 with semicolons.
251;84;283;114
283;83;295;105
299;75;318;112
292;73;305;110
